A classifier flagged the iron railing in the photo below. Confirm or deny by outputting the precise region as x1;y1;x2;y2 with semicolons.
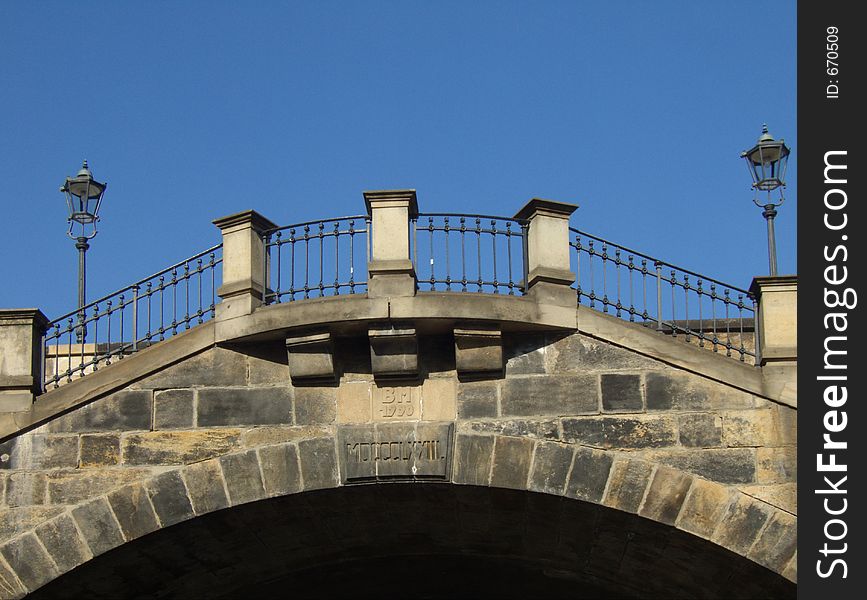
413;214;528;294
569;228;758;363
263;216;370;304
42;245;222;390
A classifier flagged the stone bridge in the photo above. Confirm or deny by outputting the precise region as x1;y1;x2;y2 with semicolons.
0;192;796;598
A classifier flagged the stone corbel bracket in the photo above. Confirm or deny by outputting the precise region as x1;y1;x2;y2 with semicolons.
454;325;503;378
285;331;336;384
368;325;418;379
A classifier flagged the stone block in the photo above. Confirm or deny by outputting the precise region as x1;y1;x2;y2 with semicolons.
285;331;336;383
565;447;612;503
47;469;151;506
122;430;241;465
722;410;779;447
547;333;661;373
107;483;160;541
649;448;756;484
182;459;229;515
600;374;643;412
258;444;302;497
502;375;598;417
748;509;797;573
782;552;797;583
4;473;46;506
0;533;59;592
337;425;376;482
240;425;331;447
503;333;547;375
490;436;534;490
711;494;772;555
528;441;573;496
737;483;796;514
298;437;338;491
71;497;126;556
293;386;337;425
676;479;734;539
79;434;120;467
645;372;755;411
247;346;291;385
368;326;418;378
454;327;503;376
561;416;676;449
456;380;498;418
639;466;693;526
145;470;194;528
372;384;420;421
45;390;153;433
153;389;195;429
677;413;722;447
453;434;493;486
220;450;266;506
0;435;79;470
465;419;559;440
35;513;91;575
0;506;62;541
337;381;371;423
132;347;246;389
421;378;456;421
757;447;796;484
197;387;293;426
602;459;653;513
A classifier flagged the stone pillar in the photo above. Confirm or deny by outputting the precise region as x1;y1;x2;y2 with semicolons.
213;210;278;320
365;190;418;298
514;198;578;306
750;275;797;406
0;309;48;412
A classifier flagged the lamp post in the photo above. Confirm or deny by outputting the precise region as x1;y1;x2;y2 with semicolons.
61;160;107;343
741;124;790;276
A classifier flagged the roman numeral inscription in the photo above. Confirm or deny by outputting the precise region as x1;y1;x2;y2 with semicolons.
338;422;453;483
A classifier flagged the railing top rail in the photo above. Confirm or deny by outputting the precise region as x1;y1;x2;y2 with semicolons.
416;212;528;225
46;243;223;327
569;227;753;297
263;215;370;237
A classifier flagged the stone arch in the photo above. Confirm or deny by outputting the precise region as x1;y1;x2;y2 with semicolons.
1;433;795;598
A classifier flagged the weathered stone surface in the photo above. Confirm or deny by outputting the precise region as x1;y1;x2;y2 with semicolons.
600;374;643;412
738;483;796;514
0;532;59;592
368;327;418;377
565;447;612;503
4;473;47;506
528;442;573;495
677;413;722;447
45;390;153;433
47;469;151;505
337;425;375;482
502;375;597;417
286;332;336;382
153;389;195;429
561;416;676;449
0;506;63;541
372;384;419;421
181;460;229;515
547;333;661;373
456;381;498;418
490;437;533;490
421;378;456;421
241;425;332;447
756;447;796;484
722;410;774;447
336;381;371;423
107;483;159;541
711;494;772;555
198;387;293;426
602;459;653;513
71;497;125;556
293;387;337;425
454;328;502;376
258;444;301;497
639;466;692;526
246;347;291;385
298;438;338;491
782;551;797;583
132;347;247;389
453;434;493;486
677;479;734;539
503;333;547;375
465;419;559;441
79;434;120;467
0;555;27;598
748;509;797;573
220;450;266;505
145;471;194;528
646;372;755;411
0;435;78;470
122;430;241;465
35;513;92;574
648;448;756;484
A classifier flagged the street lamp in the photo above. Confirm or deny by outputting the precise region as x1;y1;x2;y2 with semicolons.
61;160;107;342
741;124;790;276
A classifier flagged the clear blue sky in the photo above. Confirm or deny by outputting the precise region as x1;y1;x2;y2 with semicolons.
1;2;796;320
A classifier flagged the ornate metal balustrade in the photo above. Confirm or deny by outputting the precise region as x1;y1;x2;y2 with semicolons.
570;228;758;363
42;245;222;390
413;214;528;294
263;216;370;304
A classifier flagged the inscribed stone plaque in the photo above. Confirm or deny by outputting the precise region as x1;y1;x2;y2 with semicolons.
372;385;420;421
338;422;453;484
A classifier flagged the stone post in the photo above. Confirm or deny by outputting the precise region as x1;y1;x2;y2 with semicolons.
750;275;797;406
365;190;418;298
0;309;49;412
514;198;578;306
213;210;278;320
